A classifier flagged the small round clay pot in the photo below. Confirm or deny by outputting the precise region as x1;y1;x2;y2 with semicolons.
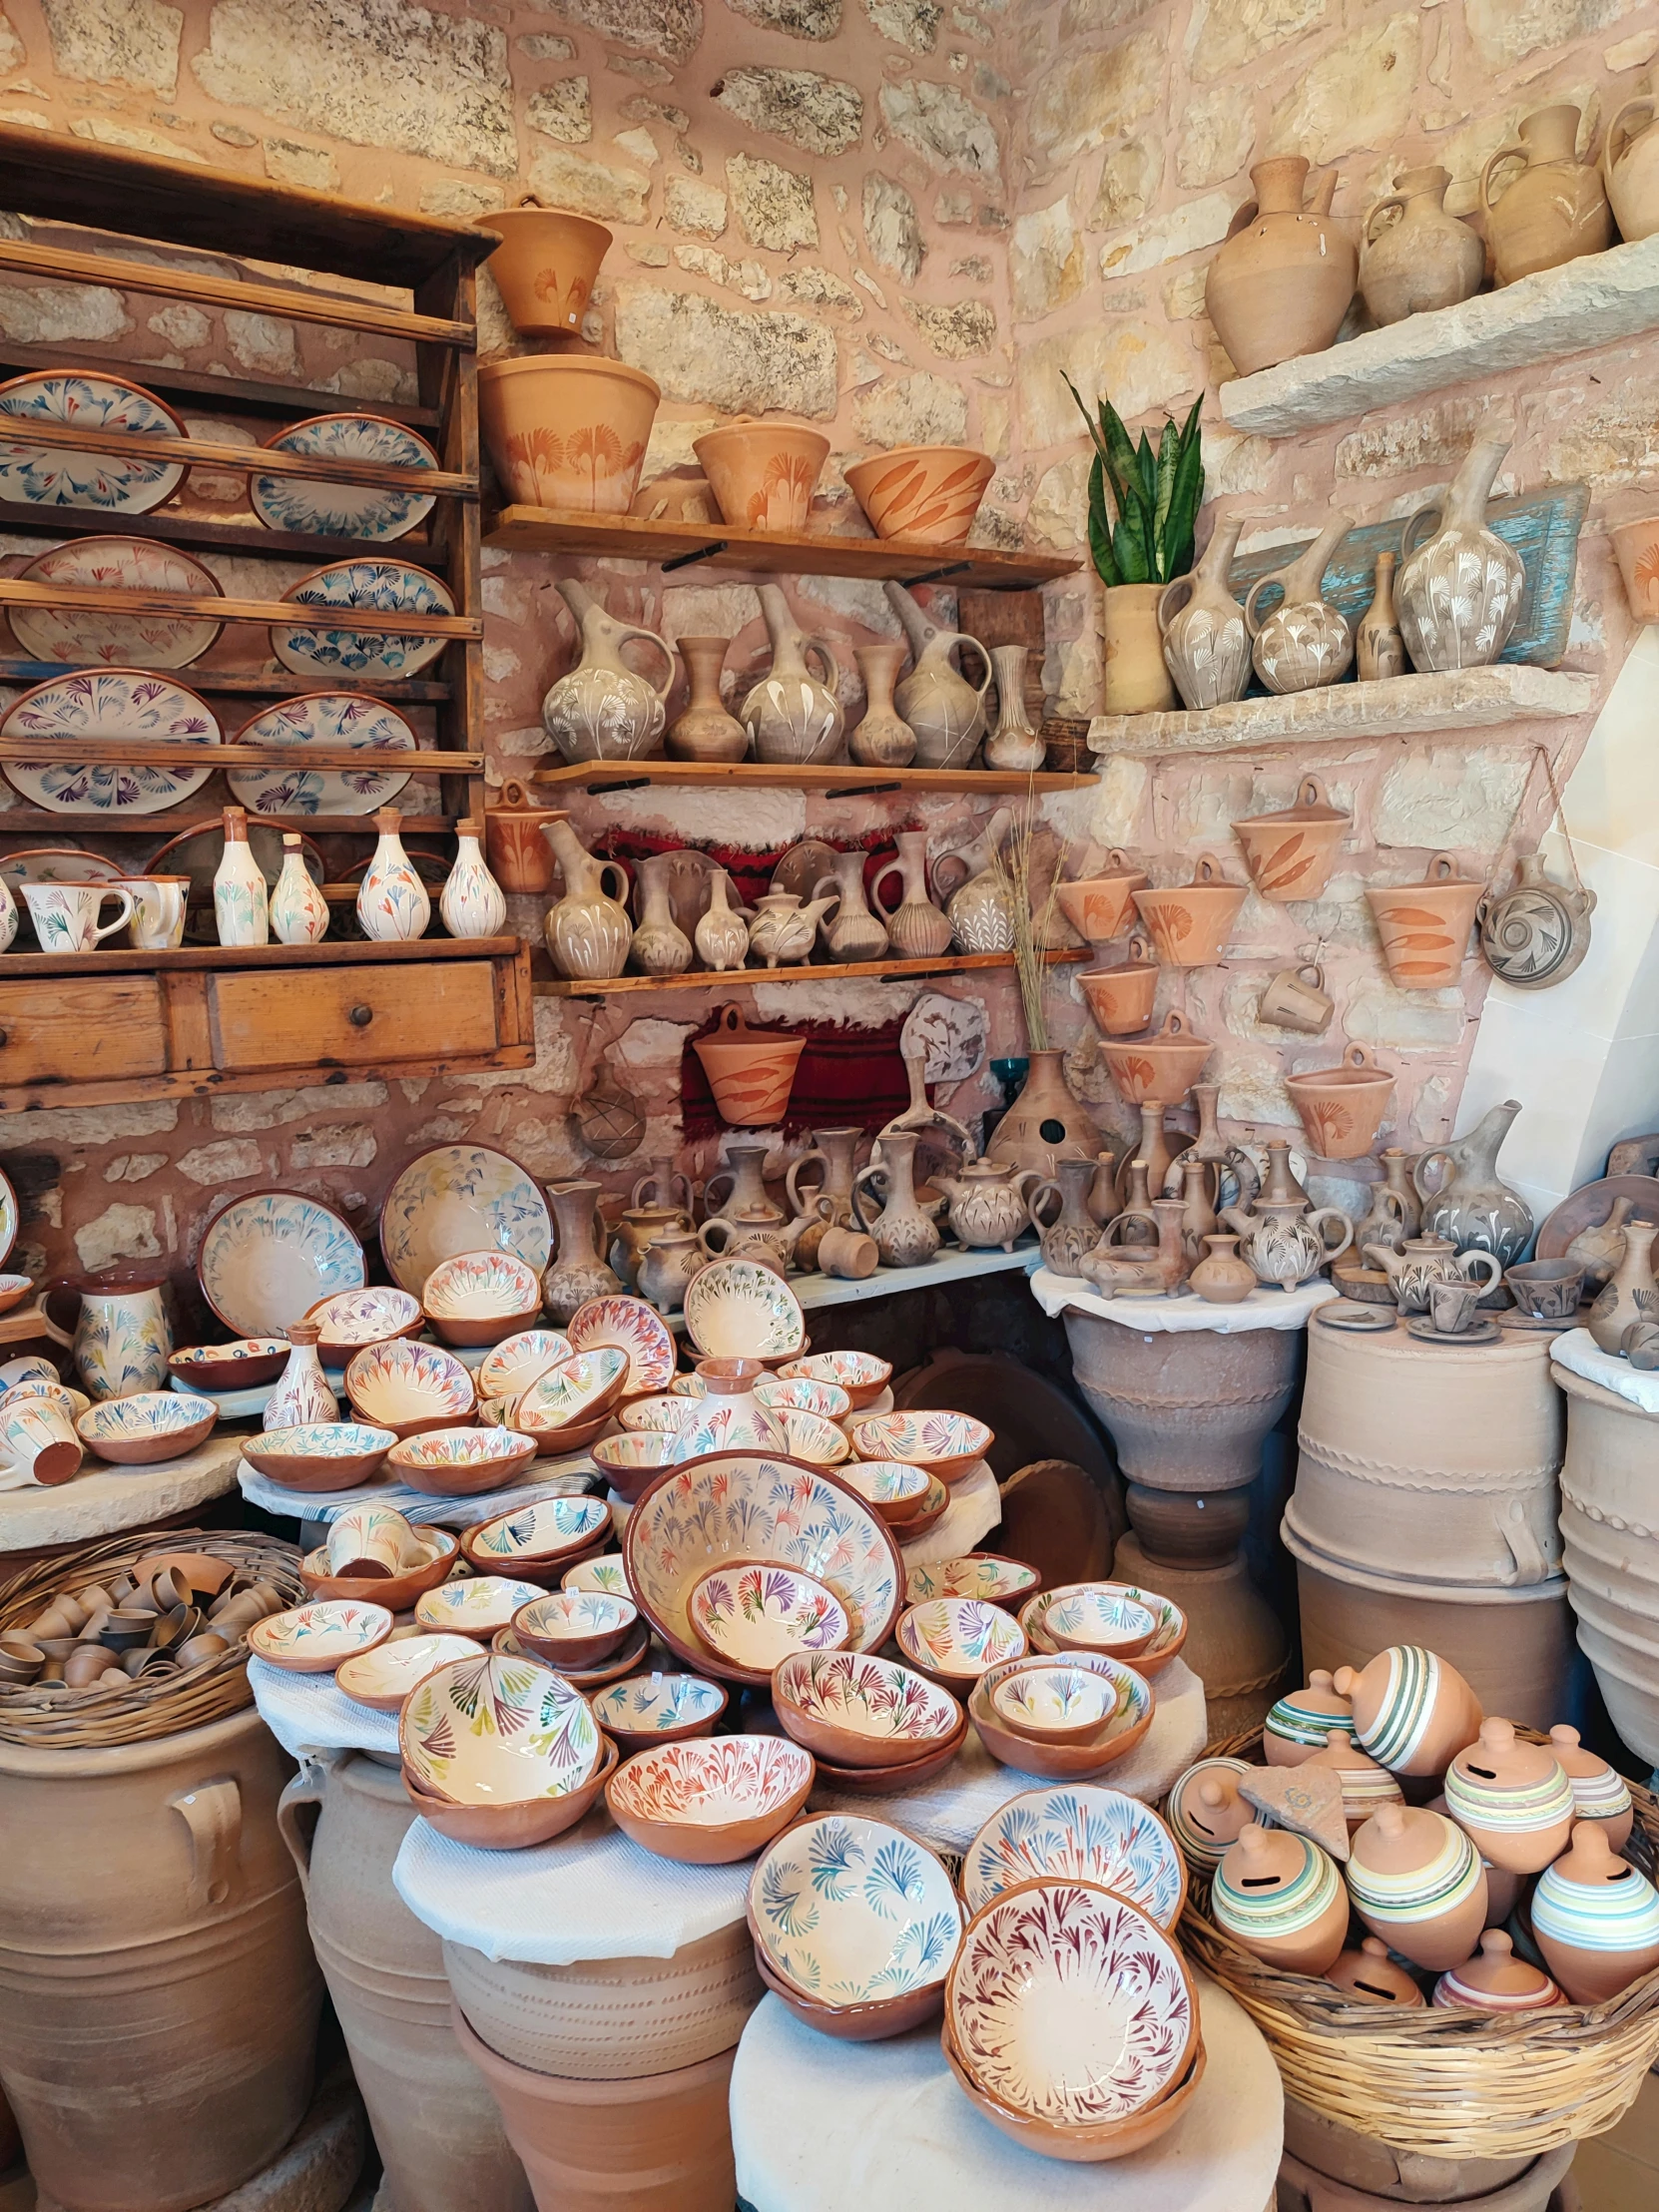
1333;1645;1483;1777
1188;1233;1257;1308
1532;1820;1659;2002
694;418;830;534
1443;1718;1575;1874
473;201;612;336
1265;1670;1355;1767
1213;1823;1349;1975
1328;1936;1425;2007
1132;854;1247;966
1503;1259;1585;1321
1100;1010;1214;1108
1433;1930;1561;2013
1165;1757;1255;1869
1548;1724;1634;1850
1347;1803;1488;1973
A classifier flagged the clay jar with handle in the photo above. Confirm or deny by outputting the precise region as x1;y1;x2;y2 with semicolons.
1605;86;1659;243
1212;1823;1349;1974
541;579;675;764
884;579;992;768
1443;1718;1576;1874
542;816;632;981
1258;963;1334;1036
1481;104;1613;286
1396;428;1525;673
486;784;566;895
1368;853;1485;990
851;1129;940;1268
636;1229;704;1315
667;637;748;763
1245;516;1356;695
692;1005;806;1128
1362;1233;1502;1314
786;1127;863;1232
543;1181;622;1324
1285;1045;1394;1163
1053;851;1148;946
692;417;829;533
1204;157;1357;376
1133;855;1247;966
1233;776;1350;903
1348;1803;1488;1973
1587;1215;1659;1353
1531;1821;1659;2003
704;1140;783;1225
1413;1098;1533;1267
741;583;843;765
871;830;951;958
1100;1009;1212;1108
1360;165;1483;324
812;848;888;964
1158;513;1251;711
1028;1157;1102;1277
848;642;916;768
1078;934;1159;1037
1333;1645;1483;1777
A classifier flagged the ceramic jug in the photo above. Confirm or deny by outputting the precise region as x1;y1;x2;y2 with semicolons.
636;1228;703;1315
630;851;694;977
542;817;633;981
1354;1177;1409;1261
1157;514;1251;711
542;579;675;763
694;869;752;972
270;831;328;946
983;644;1045;772
438;821;507;940
357;809;430;943
1481;104;1613;286
1396;429;1525;672
1605;87;1659;243
631;1155;695;1215
1244;516;1355;695
1479;850;1596;991
741;583;844;765
213;805;269;948
746;887;836;968
1028;1157;1102;1276
667;635;748;763
264;1323;339;1430
1360;166;1483;324
934;810;1015;953
884;580;992;769
1362;1232;1503;1313
1079;1195;1191;1296
485;782;565;894
1356;550;1406;682
1588;1217;1659;1353
812;849;888;964
1220;1197;1353;1290
848;642;916;768
542;1180;622;1323
610;1203;693;1289
871;830;952;959
851;1130;941;1268
1205;157;1357;376
933;1158;1040;1252
1414;1100;1533;1268
63;1266;172;1398
1232;776;1350;903
1174;1156;1219;1261
786;1128;863;1230
704;1141;784;1224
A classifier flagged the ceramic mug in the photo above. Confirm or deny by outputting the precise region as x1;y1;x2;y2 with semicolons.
1427;1280;1479;1336
328;1503;421;1580
1259;962;1335;1035
118;875;190;951
0;1393;82;1484
22;881;135;953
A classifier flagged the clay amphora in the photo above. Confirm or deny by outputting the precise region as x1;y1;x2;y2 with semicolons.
1329;1936;1425;2008
1443;1718;1575;1874
486;783;565;895
1080;1195;1191;1296
1414;1099;1534;1267
265;1322;338;1429
848;641;916;767
741;583;844;764
1053;851;1148;945
1362;1232;1502;1313
637;1229;704;1314
786;1128;863;1229
693;417;828;532
1588;1216;1659;1352
1549;1725;1634;1851
983;1046;1102;1176
1221;1197;1353;1290
1531;1821;1659;2003
1367;852;1485;990
1355;550;1406;682
1029;1158;1102;1276
704;1141;784;1224
852;1129;941;1267
440;821;508;941
884;579;992;767
983;643;1045;771
1212;1823;1349;1974
1479;849;1597;991
1133;854;1247;965
1189;1233;1256;1307
1205;157;1357;375
934;1158;1040;1252
1157;513;1250;710
1285;1045;1394;1164
1264;1670;1354;1766
1233;776;1350;903
871;830;951;958
1396;429;1525;671
1348;1803;1488;1973
667;636;748;763
812;848;888;963
1245;516;1356;694
1360;165;1483;324
542;579;675;763
1333;1646;1483;1776
543;1180;622;1324
1102;582;1178;715
1605;88;1659;243
611;1203;693;1290
694;869;751;972
542;817;633;981
631;851;695;977
1079;934;1159;1037
746;887;835;968
1481;104;1613;286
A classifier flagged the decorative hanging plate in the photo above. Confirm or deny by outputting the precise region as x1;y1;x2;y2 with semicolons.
225;691;416;817
271;557;454;681
10;536;223;667
378;1144;554;1295
252;411;438;541
198;1187;366;1337
0;369;186;514
769;837;838;903
1;669;220;815
0;1166;16;1270
900;990;989;1086
0;847;124;892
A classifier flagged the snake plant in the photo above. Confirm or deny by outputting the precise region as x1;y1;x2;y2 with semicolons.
1065;374;1205;589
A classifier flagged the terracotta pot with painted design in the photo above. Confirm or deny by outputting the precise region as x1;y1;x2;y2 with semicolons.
473;200;612;335
844;444;994;547
694;419;830;534
1133;855;1247;966
1285;1046;1394;1163
1233;776;1350;903
1367;854;1485;990
479;356;659;514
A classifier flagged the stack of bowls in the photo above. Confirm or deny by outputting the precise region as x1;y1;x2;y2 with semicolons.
772;1650;968;1793
398;1649;615;1849
1020;1578;1189;1677
969;1650;1157;1779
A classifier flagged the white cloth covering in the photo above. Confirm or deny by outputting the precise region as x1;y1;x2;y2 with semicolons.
252;1655;401;1762
238;1456;599;1525
1029;1267;1337;1332
1551;1325;1659;1415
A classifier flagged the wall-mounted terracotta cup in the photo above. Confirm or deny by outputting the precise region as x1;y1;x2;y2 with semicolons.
1610;515;1659;623
1053;852;1148;944
1233;776;1351;903
1133;854;1247;966
1077;935;1159;1037
1367;854;1485;990
1100;1010;1213;1108
693;419;830;534
1258;963;1334;1035
843;444;994;547
478;355;659;514
1285;1044;1394;1162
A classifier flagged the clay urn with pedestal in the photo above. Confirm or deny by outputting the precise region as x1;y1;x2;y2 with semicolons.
1347;1804;1488;1973
1212;1823;1349;1974
1205;157;1357;375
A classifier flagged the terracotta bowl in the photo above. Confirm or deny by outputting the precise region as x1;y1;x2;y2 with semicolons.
400;1647;603;1807
773;1648;964;1768
686;1560;850;1684
960;1785;1188;1929
511;1588;638;1669
494;1613;650;1689
1108;1586;1188;1677
335;1630;480;1713
168;1338;289;1391
589;1670;727;1753
414;1574;546;1640
1020;1582;1158;1661
941;2004;1206;2163
894;1474;950;1542
754;1376;851;1422
248;1598;392;1674
514;1347;629;1444
299;1527;459;1610
843;443;994;548
895;1597;1027;1689
403;1735;617;1851
748;1813;964;2015
421;1250;546;1348
847;1409;991;1485
810;1716;969;1795
681;1259;806;1362
988;1661;1125;1744
753;1943;947;2040
906;1554;1042;1607
303;1285;424;1359
777;1350;891;1409
476;1327;573;1403
244;1419;398;1491
591;1429;680;1502
835;1459;932;1526
344;1340;475;1440
562;1554;632;1598
461;1495;610;1578
0;1275;32;1317
76;1390;217;1465
605;1734;814;1863
384;1424;539;1496
969;1653;1156;1780
567;1294;678;1399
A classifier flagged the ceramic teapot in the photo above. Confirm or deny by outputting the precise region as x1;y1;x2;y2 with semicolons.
1079;1196;1190;1297
1332;1645;1483;1777
542;817;632;981
697;1207;817;1274
884;580;992;769
1347;1804;1488;1973
610;1202;693;1289
1244;516;1355;695
1265;1670;1354;1768
932;1158;1041;1253
541;579;675;763
741;583;844;765
1549;1724;1634;1851
1479;851;1596;992
1220;1197;1353;1291
1362;1233;1502;1314
1433;1931;1561;2014
746;887;837;969
1158;514;1251;711
1396;428;1525;673
1531;1822;1659;2003
1212;1823;1349;1974
1443;1720;1576;1875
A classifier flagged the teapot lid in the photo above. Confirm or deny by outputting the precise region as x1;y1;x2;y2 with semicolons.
1439;1930;1556;2003
1328;1936;1425;2006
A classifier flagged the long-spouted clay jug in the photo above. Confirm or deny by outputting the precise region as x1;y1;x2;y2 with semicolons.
541;579;675;762
542;816;632;980
1205;157;1356;376
741;583;844;764
1396;429;1525;672
1159;514;1251;710
1245;516;1355;695
884;580;992;768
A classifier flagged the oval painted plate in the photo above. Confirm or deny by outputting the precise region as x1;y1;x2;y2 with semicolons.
0;369;185;513
11;536;222;666
198;1188;366;1337
2;669;220;816
272;557;454;681
254;411;438;541
379;1145;553;1296
567;1295;676;1398
0;848;125;893
960;1785;1188;1928
227;691;415;817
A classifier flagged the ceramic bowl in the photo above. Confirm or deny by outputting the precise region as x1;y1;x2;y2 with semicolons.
513;1348;629;1447
836;1459;932;1526
623;1449;902;1682
249;1598;392;1673
779;1408;851;1468
847;1409;991;1484
606;1734;815;1864
895;1597;1027;1688
907;1554;1042;1606
590;1670;727;1752
198;1187;365;1337
414;1575;546;1639
76;1390;217;1465
461;1495;610;1578
400;1648;603;1808
778;1350;891;1409
421;1250;545;1347
960;1786;1187;1930
299;1527;459;1611
751;1941;949;2040
476;1328;572;1403
378;1143;553;1297
243;1420;398;1491
404;1735;617;1851
682;1259;806;1361
618;1393;698;1434
567;1294;677;1397
754;1376;851;1421
773;1648;963;1768
1021;1584;1187;1677
969;1653;1156;1780
894;1473;950;1543
591;1429;680;1503
167;1339;288;1391
749;1814;964;2015
1020;1583;1158;1661
686;1560;850;1682
0;1274;31;1317
495;1614;650;1688
384;1424;538;1496
989;1662;1125;1744
562;1554;632;1597
511;1588;638;1669
811;1719;969;1795
344;1340;474;1440
303;1285;424;1357
335;1630;479;1712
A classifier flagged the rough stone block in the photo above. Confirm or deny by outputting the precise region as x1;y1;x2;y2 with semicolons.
545;0;703;63
527;77;592;144
728;153;819;251
878;78;999;175
616;283;838;416
715;65;863;156
43;0;179;92
1011;195;1083;320
1026;34;1162;162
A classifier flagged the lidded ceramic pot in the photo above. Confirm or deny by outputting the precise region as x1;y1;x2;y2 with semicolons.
1333;1646;1483;1778
1347;1804;1488;1973
1531;1822;1659;2003
1232;777;1350;904
1432;1930;1561;2014
1213;1823;1350;1975
1328;1936;1425;2008
1549;1724;1634;1851
1265;1670;1354;1768
1443;1719;1575;1875
1303;1730;1403;1832
1166;1756;1254;1870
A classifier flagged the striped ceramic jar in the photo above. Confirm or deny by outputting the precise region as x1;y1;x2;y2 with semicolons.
1264;1671;1354;1767
1348;1810;1486;1972
1214;1830;1346;1962
1166;1756;1254;1871
1432;1935;1562;2014
1444;1732;1575;1875
1550;1726;1634;1848
1343;1645;1479;1776
1533;1844;1659;1998
1304;1731;1403;1831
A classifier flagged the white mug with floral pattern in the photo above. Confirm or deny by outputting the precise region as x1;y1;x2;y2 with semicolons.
118;875;190;951
22;880;135;952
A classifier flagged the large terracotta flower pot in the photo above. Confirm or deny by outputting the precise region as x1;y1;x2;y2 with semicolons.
1367;854;1485;990
1284;1046;1394;1163
843;444;993;547
1103;583;1178;715
1064;1309;1301;1491
693;419;830;534
0;1706;321;2212
478;356;660;515
276;1754;532;2212
692;1005;805;1128
1557;1366;1659;1765
473;202;612;336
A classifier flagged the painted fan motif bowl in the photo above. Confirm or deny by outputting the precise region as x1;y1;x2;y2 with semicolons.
618;1393;698;1434
414;1575;545;1638
989;1663;1123;1743
961;1787;1188;1929
682;1260;805;1360
969;1653;1157;1781
303;1285;423;1355
567;1294;677;1397
335;1631;479;1712
836;1459;932;1525
513;1348;628;1442
749;1815;963;2011
590;1429;679;1502
1021;1583;1158;1661
605;1733;814;1863
754;1376;851;1421
772;1649;963;1769
907;1554;1041;1605
378;1144;553;1297
168;1338;288;1391
686;1561;850;1680
590;1670;727;1751
242;1419;397;1491
420;1249;545;1346
399;1649;601;1806
384;1424;538;1495
895;1597;1027;1687
344;1340;474;1440
511;1588;638;1669
463;1495;609;1575
198;1188;365;1337
1040;1583;1189;1676
777;1350;891;1409
476;1328;572;1404
846;1409;991;1484
622;1449;902;1682
249;1598;391;1673
562;1555;631;1597
77;1389;217;1464
777;1409;851;1468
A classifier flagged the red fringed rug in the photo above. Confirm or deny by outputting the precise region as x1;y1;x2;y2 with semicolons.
681;1007;911;1144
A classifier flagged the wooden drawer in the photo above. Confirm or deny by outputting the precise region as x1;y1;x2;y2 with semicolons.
206;958;502;1073
0;975;167;1084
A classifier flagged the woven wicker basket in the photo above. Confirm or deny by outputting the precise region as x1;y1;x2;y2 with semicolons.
0;1525;303;1749
1173;1727;1659;2161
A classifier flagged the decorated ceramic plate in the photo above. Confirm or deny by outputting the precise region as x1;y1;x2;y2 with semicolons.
272;557;454;681
0;369;185;513
0;848;124;893
682;1260;805;1360
198;1188;366;1337
379;1146;553;1296
2;669;220;816
253;411;438;542
11;536;223;666
961;1786;1189;1928
226;691;415;817
413;1575;547;1639
567;1294;676;1397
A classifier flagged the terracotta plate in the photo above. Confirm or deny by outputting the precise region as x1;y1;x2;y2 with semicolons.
1535;1175;1659;1263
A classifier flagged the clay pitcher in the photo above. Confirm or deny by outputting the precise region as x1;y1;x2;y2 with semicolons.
693;868;752;972
848;641;916;768
871;830;952;958
1244;516;1355;694
1367;852;1485;991
1204;157;1357;375
812;848;888;963
61;1264;173;1398
1232;776;1350;903
543;1180;622;1323
630;850;694;977
851;1129;941;1267
884;579;993;768
1605;86;1659;243
667;636;748;763
704;1140;784;1223
485;782;565;895
542;816;633;981
1158;513;1250;711
1481;104;1613;285
1360;166;1483;323
786;1127;863;1230
1029;1157;1102;1276
541;578;675;763
637;1228;704;1314
1588;1216;1659;1353
1413;1098;1534;1267
933;809;1015;953
1396;427;1525;672
740;582;844;764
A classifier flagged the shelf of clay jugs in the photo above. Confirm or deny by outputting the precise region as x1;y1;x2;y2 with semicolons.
530;761;1092;794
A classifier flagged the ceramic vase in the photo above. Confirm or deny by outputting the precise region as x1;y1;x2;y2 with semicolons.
1355;551;1406;682
1479;850;1596;992
1397;429;1525;673
694;871;751;972
1189;1233;1257;1307
812;849;887;964
1414;1099;1533;1268
704;1142;783;1224
1205;157;1357;375
1029;1158;1102;1276
543;1181;622;1325
741;584;843;765
213;805;269;949
1102;583;1178;716
1232;776;1350;903
542;580;674;763
668;637;748;764
270;832;328;946
631;1155;694;1214
68;1268;172;1398
357;809;430;943
851;1130;940;1267
485;783;565;895
693;418;828;532
1158;515;1250;711
1588;1217;1659;1353
885;580;992;767
265;1322;339;1430
630;851;695;977
1368;854;1485;991
1245;517;1355;694
439;824;507;941
1360;166;1484;324
848;642;917;768
1605;89;1659;243
542;818;633;981
1481;104;1613;286
692;1005;806;1126
983;644;1045;771
871;830;952;958
983;1047;1101;1177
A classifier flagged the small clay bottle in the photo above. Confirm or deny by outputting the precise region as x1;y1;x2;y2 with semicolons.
1355;550;1406;682
1549;1725;1634;1851
1443;1718;1576;1875
1333;1645;1483;1777
1328;1935;1425;2008
1432;1930;1562;2014
1304;1728;1403;1830
1166;1756;1255;1870
1213;1822;1350;1975
1347;1803;1488;1974
1532;1821;1659;2003
1265;1669;1354;1768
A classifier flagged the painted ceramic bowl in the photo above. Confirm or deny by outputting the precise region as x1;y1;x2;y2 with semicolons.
0;1275;31;1317
970;1653;1157;1781
303;1285;423;1356
76;1390;217;1464
414;1575;545;1639
765;1408;845;1468
513;1347;629;1447
772;1649;963;1769
405;1735;618;1851
168;1338;288;1391
344;1340;474;1440
563;1555;631;1598
567;1294;677;1397
249;1598;392;1674
198;1188;365;1337
591;1429;680;1502
907;1554;1041;1606
242;1420;397;1491
421;1250;545;1347
754;1376;851;1421
837;1459;932;1526
686;1560;850;1681
384;1424;538;1496
590;1670;727;1753
495;1612;649;1684
777;1350;891;1409
809;1724;969;1800
400;1649;602;1811
1020;1583;1157;1661
749;1815;963;2023
605;1734;815;1864
335;1630;479;1712
618;1393;698;1435
462;1495;610;1577
511;1588;638;1669
623;1449;902;1682
894;1473;950;1542
990;1662;1125;1744
476;1328;572;1404
299;1527;459;1611
961;1786;1187;1930
895;1597;1027;1688
378;1143;553;1297
682;1260;806;1360
847;1409;991;1484
1105;1586;1188;1676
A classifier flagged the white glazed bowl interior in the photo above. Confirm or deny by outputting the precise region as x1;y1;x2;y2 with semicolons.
774;1649;962;1752
896;1597;1027;1680
400;1649;601;1805
751;1813;963;2001
469;1495;609;1565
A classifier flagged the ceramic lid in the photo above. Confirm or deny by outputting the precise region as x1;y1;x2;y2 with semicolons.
1443;1930;1554;2001
1328;1936;1425;2007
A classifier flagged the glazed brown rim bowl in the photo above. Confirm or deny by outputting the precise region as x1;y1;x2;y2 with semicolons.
604;1735;815;1864
167;1339;290;1391
242;1423;398;1490
772;1651;966;1770
401;1734;617;1851
591;1429;680;1502
968;1653;1156;1780
384;1426;539;1495
425;1301;546;1351
752;1942;946;2040
939;2009;1206;2162
510;1589;638;1670
809;1711;969;1794
299;1528;460;1611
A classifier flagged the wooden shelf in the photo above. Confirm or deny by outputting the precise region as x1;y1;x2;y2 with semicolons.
0;740;480;772
0;660;450;703
535;948;1088;997
0;499;439;569
0;337;442;430
0;811;454;837
484;506;1078;588
0;578;479;639
530;760;1092;796
0;935;517;977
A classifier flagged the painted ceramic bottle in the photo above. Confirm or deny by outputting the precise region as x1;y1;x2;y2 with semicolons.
439;823;507;940
356;809;430;943
871;830;952;958
542;817;633;981
1244;516;1355;695
983;644;1045;772
741;583;843;765
264;1322;339;1431
694;870;751;972
1588;1216;1659;1354
541;578;675;763
213;806;269;948
1355;551;1406;682
1158;514;1251;710
1396;429;1525;672
270;832;328;946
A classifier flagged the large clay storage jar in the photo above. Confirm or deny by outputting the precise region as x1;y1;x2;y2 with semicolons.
1284;1045;1393;1163
473;200;611;335
1605;89;1659;243
1205;156;1357;375
843;443;994;547
1103;583;1177;715
1133;855;1247;966
0;1706;320;2212
1368;854;1485;990
1232;777;1350;904
1556;1366;1659;1766
1065;1311;1300;1491
1359;166;1483;324
1481;104;1613;286
277;1755;530;2212
478;356;660;514
693;419;830;533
